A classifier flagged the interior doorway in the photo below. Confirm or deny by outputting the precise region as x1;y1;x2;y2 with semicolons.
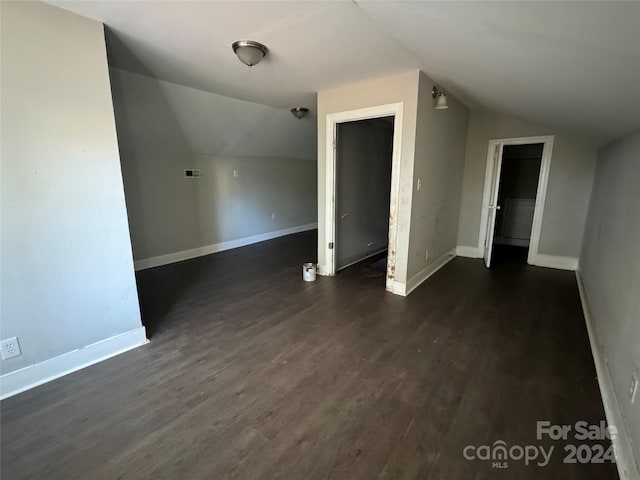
335;116;394;272
479;136;554;268
492;143;543;265
323;102;404;291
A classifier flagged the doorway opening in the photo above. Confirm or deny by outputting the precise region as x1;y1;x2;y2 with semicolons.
479;136;554;268
492;143;543;265
335;116;394;274
323;102;403;291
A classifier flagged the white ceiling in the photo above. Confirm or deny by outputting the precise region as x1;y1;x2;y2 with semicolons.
50;1;640;143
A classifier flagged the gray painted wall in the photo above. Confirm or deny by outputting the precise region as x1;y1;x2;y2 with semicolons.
407;72;469;279
109;68;317;261
579;130;640;468
457;111;598;257
0;1;143;374
336;119;394;269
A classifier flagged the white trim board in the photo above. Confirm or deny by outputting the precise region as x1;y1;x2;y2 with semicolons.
456;245;483;258
390;249;456;296
528;254;578;271
0;327;148;400
477;135;554;267
135;222;318;270
576;271;640;480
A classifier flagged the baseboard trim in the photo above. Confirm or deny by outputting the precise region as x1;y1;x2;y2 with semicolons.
454;247;578;272
134;223;318;270
576;270;639;480
336;248;387;272
387;278;406;296
456;245;483;258
316;263;331;276
392;249;456;296
0;327;148;400
529;254;578;271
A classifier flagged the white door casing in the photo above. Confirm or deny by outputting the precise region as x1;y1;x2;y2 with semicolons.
479;135;554;267
322;102;404;292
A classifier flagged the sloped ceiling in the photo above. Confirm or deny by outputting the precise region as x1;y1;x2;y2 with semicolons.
49;1;640;143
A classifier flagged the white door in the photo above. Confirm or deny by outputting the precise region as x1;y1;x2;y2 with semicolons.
484;144;503;268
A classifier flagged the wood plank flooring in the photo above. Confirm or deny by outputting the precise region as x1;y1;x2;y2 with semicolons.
1;231;617;479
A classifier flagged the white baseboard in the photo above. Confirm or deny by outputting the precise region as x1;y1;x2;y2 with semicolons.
576;270;639;480
387;278;406;296
336;248;387;272
455;247;578;272
134;223;318;270
391;249;456;296
316;263;331;276
0;327;148;400
529;254;578;271
456;245;483;258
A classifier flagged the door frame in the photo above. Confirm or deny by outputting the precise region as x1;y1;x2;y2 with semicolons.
324;102;403;291
478;135;554;266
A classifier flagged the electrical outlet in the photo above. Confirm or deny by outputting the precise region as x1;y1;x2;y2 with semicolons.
630;373;638;404
425;250;430;262
271;213;276;220
233;169;239;178
1;337;21;360
417;178;422;191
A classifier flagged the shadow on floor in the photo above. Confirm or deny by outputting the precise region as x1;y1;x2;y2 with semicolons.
491;243;529;267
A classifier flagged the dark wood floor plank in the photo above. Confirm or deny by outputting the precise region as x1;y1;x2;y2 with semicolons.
0;231;616;479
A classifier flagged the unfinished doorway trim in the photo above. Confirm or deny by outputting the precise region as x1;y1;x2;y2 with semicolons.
324;102;404;292
478;135;554;267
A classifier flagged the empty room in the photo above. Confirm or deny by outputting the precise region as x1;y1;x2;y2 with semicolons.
1;1;638;479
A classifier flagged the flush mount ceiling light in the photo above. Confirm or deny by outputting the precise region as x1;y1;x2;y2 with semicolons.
432;86;449;110
232;40;268;67
290;107;309;119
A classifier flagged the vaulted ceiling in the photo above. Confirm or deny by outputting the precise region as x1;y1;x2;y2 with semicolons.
49;1;640;143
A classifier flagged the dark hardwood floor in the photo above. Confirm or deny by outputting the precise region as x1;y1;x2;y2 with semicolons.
1;231;616;479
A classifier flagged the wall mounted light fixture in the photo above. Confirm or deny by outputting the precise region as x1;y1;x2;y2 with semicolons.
232;40;268;67
290;107;309;119
432;86;448;110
